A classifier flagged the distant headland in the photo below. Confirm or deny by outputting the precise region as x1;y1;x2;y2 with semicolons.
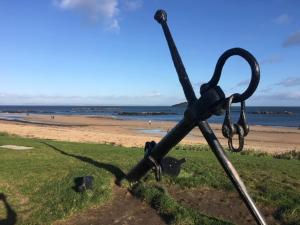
171;102;188;108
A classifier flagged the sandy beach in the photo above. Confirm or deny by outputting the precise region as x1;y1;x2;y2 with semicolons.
0;114;299;154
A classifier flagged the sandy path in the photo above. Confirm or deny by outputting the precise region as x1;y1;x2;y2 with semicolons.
0;115;299;154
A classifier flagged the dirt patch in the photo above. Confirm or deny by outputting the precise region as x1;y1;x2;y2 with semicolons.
168;186;279;225
0;145;33;150
54;186;167;225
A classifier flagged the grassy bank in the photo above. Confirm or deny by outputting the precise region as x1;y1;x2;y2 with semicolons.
0;133;299;224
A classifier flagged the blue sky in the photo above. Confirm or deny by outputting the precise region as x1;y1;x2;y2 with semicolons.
0;0;299;106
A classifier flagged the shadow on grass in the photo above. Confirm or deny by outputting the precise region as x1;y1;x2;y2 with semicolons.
42;142;126;185
43;142;174;224
0;193;17;225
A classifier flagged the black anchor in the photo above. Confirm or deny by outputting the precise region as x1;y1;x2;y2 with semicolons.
126;10;266;225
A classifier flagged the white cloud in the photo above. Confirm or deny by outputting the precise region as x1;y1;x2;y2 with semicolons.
236;79;250;87
54;0;143;31
260;55;282;65
250;91;300;106
55;0;120;30
283;31;300;47
0;92;180;106
255;91;300;100
257;86;272;93
105;18;119;31
124;0;143;11
145;92;161;97
275;77;300;87
272;14;290;25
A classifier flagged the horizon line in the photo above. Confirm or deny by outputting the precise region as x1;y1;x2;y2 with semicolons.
0;104;299;107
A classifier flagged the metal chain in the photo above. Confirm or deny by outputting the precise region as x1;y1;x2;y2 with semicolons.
148;156;162;181
222;95;249;152
144;141;162;181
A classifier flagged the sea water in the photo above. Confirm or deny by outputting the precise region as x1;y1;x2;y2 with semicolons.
0;105;299;128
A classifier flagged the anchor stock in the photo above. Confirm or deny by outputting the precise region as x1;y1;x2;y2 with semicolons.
126;9;266;225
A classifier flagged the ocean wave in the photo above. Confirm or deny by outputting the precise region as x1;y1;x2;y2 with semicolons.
249;111;295;115
0;110;54;114
117;112;177;116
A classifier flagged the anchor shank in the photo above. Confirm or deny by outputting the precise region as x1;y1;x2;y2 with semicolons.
197;120;267;225
126;117;195;182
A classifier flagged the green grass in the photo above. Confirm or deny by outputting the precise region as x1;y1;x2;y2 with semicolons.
0;134;299;224
167;145;300;224
0;135;138;224
131;182;233;225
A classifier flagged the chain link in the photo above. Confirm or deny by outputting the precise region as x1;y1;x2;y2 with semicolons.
222;95;249;152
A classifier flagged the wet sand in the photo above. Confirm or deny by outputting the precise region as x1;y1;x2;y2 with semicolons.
0;114;299;154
